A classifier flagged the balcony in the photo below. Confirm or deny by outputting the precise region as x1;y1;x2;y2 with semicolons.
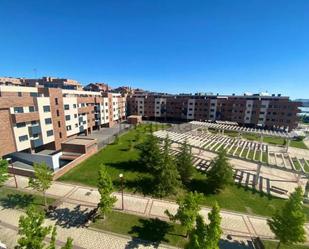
28;125;41;136
11;112;39;123
30;138;43;148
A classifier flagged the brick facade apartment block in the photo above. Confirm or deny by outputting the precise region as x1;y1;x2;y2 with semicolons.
0;84;126;158
127;93;301;131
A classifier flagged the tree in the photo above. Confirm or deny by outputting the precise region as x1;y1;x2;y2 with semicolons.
61;238;73;249
16;206;52;249
138;133;162;173
186;202;222;249
205;202;222;249
267;187;306;249
97;165;117;219
176;140;194;184
154;136;181;197
0;158;9;186
16;206;74;249
28;162;53;208
186;215;207;249
165;191;202;236
206;150;233;193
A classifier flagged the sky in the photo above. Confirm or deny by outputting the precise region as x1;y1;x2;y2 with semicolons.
0;0;308;99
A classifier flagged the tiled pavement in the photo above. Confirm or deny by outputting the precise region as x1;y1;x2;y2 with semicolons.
2;175;309;248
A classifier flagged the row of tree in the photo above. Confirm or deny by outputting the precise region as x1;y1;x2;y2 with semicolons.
138;133;234;197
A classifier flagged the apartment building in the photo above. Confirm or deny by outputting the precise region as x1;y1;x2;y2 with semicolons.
0;85;126;158
127;93;301;131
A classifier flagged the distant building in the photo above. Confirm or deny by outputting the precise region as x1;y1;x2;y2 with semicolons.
24;77;83;90
127;92;301;131
84;83;111;92
0;77;24;86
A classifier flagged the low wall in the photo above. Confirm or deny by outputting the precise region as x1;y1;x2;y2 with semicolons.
53;145;97;180
9;166;34;178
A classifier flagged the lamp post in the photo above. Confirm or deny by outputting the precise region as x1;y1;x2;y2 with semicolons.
119;173;124;210
6;157;18;188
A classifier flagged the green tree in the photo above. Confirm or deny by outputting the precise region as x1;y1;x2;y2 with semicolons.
16;206;74;249
138;133;162;173
154;136;181;197
176;140;194;184
205;202;222;249
267;187;306;249
97;165;117;219
149;123;153;133
0;158;9;186
186;215;207;249
16;206;52;249
28;162;53;208
206;150;233;193
61;238;73;249
165;191;202;236
186;202;222;249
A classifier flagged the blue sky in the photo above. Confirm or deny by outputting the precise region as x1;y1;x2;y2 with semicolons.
0;0;308;99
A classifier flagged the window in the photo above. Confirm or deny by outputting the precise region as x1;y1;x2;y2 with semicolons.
58;121;61;128
75;123;78;128
14;107;24;113
73;104;77;108
19;135;28;142
43;106;50;112
31;121;38;125
56;110;60;116
32;133;39;138
16;122;26;128
18;92;22;97
64;104;70;110
29;106;35;112
55;98;58;105
74;114;77;118
65;115;70;121
59;132;62;139
46;130;53;137
66;125;72;131
45;118;52;125
30;92;38;97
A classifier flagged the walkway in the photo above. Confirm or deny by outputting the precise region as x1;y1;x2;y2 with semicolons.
4;175;309;243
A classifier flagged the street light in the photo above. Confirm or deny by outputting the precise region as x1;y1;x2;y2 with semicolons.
119;173;124;210
6;157;18;188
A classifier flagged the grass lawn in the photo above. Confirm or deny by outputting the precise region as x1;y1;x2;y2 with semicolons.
262;152;268;163
223;131;308;150
59;123;309;218
255;150;261;161
262;240;309;249
292;159;302;171
0;187;55;210
91;211;186;248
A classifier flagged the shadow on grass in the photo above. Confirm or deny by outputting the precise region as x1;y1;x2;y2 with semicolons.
106;160;150;174
47;204;92;228
0;193;37;209
126;218;172;249
115;176;155;196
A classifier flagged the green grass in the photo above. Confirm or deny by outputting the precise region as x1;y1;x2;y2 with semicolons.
0;187;55;210
262;152;268;163
59;124;309;218
292;159;302;171
262;240;309;249
59;124;165;192
290;139;308;150
91;211;186;248
305;161;309;172
223;131;308;150
235;147;243;156
255;150;261;161
247;150;255;160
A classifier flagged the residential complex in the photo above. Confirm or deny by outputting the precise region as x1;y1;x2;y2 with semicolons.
0;76;302;170
127;93;301;131
0;81;126;163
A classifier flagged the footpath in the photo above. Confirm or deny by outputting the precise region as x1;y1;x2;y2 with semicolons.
2;175;309;248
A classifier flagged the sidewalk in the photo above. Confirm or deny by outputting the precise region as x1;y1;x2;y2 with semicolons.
4;175;309;242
